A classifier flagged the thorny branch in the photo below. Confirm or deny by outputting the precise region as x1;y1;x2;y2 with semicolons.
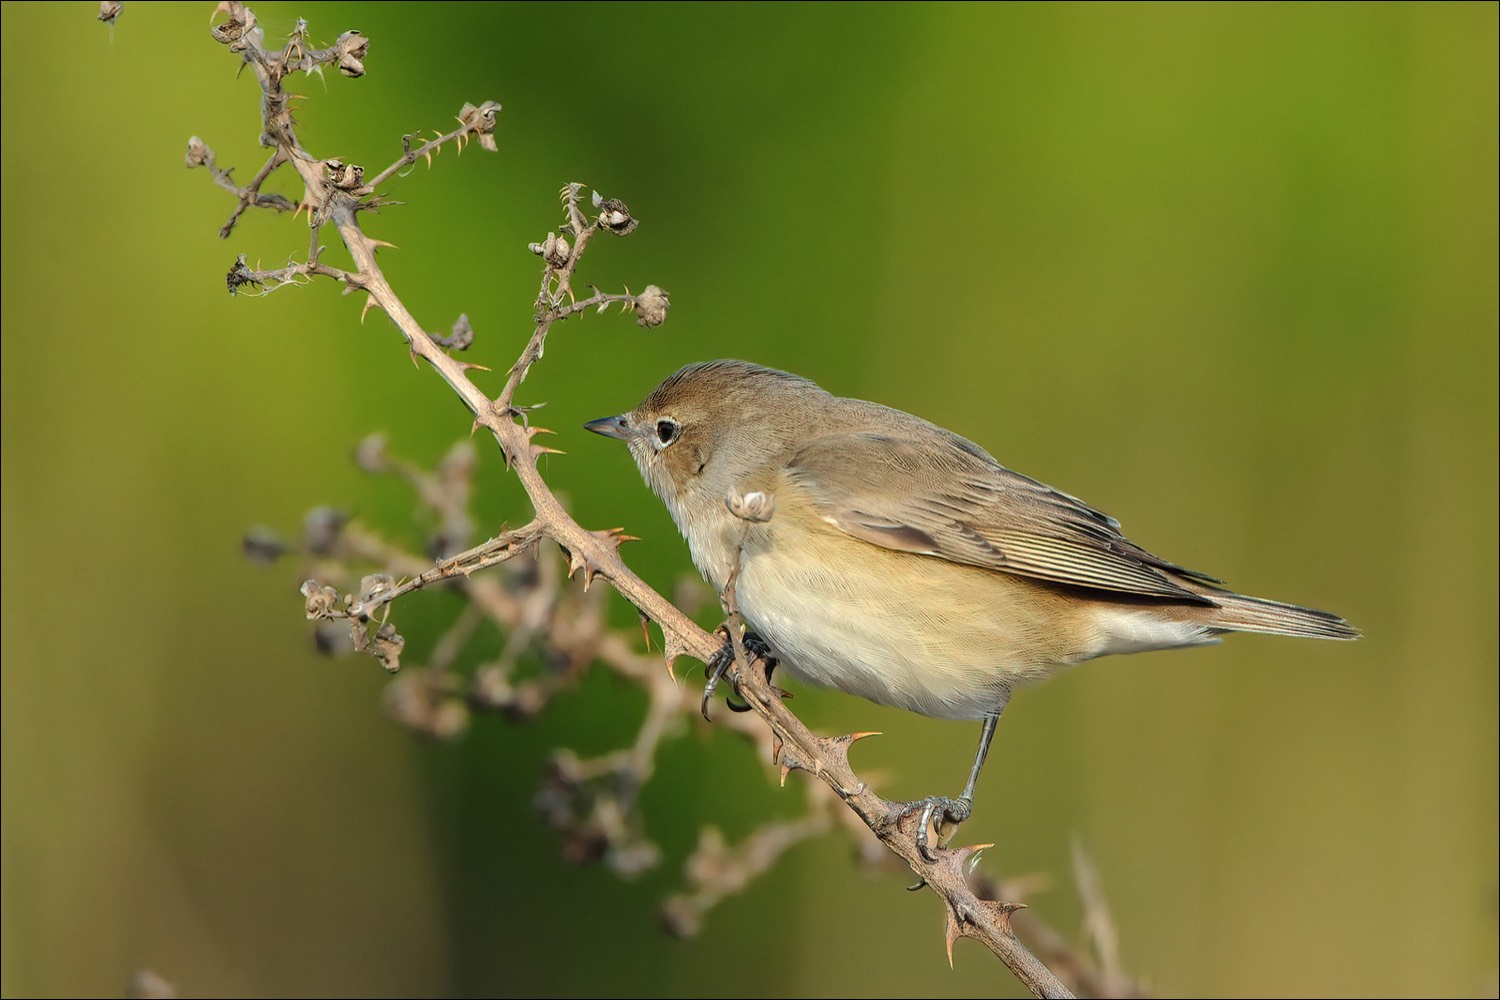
189;5;1145;996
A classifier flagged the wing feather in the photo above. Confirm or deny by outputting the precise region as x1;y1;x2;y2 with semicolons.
784;431;1220;603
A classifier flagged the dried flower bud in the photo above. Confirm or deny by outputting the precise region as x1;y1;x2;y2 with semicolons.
595;197;638;236
312;621;354;657
726;488;776;523
354;433;388;473
303;506;348;555
661;897;703;939
527;232;572;268
210;2;256;49
184;136;214;170
371;621;404;672
351;573;395;617
437;313;474;351
323;159;364;191
226;254;260;296
98;1;122;27
428;699;470;740
458;101;502;152
439;438;477;482
242;527;285;564
332;30;368;78
300;580;341;619
634;285;669;328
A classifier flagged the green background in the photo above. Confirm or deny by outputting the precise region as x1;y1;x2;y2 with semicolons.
3;2;1496;996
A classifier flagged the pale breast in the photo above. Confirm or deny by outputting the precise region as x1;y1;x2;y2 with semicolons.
732;513;1109;720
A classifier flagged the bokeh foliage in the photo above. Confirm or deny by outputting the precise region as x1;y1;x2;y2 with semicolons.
2;3;1495;996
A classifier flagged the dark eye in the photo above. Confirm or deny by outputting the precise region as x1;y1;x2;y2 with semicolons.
655;418;680;445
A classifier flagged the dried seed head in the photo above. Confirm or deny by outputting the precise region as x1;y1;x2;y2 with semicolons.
634;285;669;328
354;433;388;473
371;621;404;672
312;621;354;657
226;254;260;296
353;573;395;614
323;159;364;190
332;30;368;78
458;100;502;152
438;313;474;351
242;527;286;564
98;1;122;26
184;136;214;169
300;580;341;619
303;506;349;555
428;699;470;740
525;232;571;268
438;438;478;482
210;2;256;49
595;197;638;236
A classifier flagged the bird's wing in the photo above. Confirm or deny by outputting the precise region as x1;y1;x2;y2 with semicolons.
783;430;1222;603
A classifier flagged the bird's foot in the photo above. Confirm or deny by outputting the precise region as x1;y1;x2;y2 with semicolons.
891;793;973;862
702;630;778;719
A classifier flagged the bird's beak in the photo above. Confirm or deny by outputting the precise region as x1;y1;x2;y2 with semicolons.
584;414;632;440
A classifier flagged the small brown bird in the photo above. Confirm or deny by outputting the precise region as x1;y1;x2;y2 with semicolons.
587;361;1357;853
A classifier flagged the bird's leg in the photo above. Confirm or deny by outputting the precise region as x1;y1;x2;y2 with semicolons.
898;705;1004;862
702;630;779;718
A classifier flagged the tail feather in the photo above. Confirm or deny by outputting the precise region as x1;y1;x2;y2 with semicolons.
1207;593;1360;640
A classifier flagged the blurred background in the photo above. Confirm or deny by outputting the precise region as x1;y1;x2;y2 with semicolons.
3;3;1495;996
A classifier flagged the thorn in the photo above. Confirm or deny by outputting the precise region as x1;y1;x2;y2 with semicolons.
367;238;398;250
772;733;815;785
409;346;421;369
564;547;591;587
945;908;961;968
986;899;1027;937
953;842;995;879
663;633;687;681
770;734;792;785
591;526;638;549
457;361;492;373
637;609;653;652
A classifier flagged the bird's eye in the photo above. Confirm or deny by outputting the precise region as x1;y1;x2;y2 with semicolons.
655;418;680;445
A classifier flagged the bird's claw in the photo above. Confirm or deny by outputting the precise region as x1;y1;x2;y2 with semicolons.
896;794;973;862
701;642;734;720
700;630;779;720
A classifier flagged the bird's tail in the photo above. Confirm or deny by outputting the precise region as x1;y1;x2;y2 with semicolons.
1206;592;1360;640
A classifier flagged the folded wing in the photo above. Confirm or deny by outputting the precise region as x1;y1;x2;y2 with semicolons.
784;430;1222;604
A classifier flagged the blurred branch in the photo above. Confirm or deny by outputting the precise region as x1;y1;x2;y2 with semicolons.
185;5;1140;995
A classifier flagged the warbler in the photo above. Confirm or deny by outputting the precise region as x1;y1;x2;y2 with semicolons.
586;360;1357;853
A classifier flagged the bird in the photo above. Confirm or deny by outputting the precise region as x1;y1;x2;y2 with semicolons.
586;360;1358;855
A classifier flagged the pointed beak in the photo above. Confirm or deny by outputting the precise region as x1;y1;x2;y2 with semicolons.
584;414;633;440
